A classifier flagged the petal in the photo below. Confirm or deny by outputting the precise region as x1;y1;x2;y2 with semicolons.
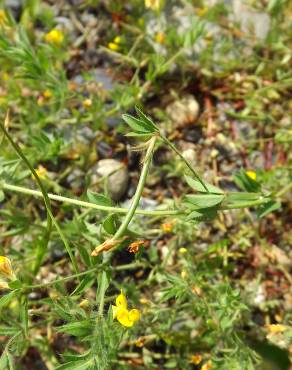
112;305;119;319
129;309;140;322
116;290;127;309
117;308;134;328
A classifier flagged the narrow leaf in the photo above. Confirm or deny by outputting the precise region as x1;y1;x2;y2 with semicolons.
185;194;224;208
185;175;223;194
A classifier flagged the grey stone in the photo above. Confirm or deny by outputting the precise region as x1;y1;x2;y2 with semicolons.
92;159;129;201
166;95;200;125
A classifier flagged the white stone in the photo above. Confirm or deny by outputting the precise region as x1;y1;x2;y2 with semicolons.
92;159;129;201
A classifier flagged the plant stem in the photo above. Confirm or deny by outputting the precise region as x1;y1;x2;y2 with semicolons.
160;135;209;192
25;261;144;290
0;122;79;275
98;252;111;316
111;136;157;242
2;182;181;216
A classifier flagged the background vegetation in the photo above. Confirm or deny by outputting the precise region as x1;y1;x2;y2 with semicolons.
0;0;291;369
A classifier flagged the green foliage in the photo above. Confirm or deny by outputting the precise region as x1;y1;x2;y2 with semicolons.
0;1;291;369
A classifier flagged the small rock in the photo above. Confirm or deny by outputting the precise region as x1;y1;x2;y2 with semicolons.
92;159;129;201
166;95;200;125
182;148;197;168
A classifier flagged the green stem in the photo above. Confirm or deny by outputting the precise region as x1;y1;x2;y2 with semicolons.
161;135;209;192
220;198;269;210
111;136;157;242
98;253;110;316
276;181;292;197
24;261;144;290
2;182;181;216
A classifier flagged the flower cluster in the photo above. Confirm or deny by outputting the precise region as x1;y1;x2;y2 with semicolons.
112;291;140;328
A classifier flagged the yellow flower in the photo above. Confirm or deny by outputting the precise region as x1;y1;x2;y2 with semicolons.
181;270;188;279
112;291;140;328
0;256;15;279
201;360;212;370
108;42;119;51
161;222;174;233
45;29;64;45
145;0;162;11
155;32;165;44
43;89;53;99
83;98;92;108
113;36;121;44
246;170;257;181
266;324;287;334
34;165;47;180
191;354;202;365
179;247;187;254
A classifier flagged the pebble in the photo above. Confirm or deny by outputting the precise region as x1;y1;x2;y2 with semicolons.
91;159;129;201
166;95;200;125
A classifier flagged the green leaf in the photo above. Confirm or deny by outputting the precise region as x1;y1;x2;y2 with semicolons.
257;200;281;218
55;359;95;370
184;175;223;194
20;296;28;337
0;326;19;336
186;208;218;221
57;321;92;337
0;190;4;202
87;190;112;207
102;214;118;235
70;275;95;296
184;194;225;208
226;192;261;202
0;290;19;310
122;114;156;133
233;169;261;192
135;106;159;130
125;132;152;138
8;280;23;290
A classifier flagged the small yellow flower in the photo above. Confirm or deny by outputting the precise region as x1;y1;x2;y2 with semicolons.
112;290;140;328
201;360;212;370
108;42;119;51
179;247;187;254
266;324;287;334
181;270;188;279
34;165;48;180
246;170;257;181
43;89;53;99
161;222;174;233
45;29;64;45
155;32;165;44
191;354;202;365
83;98;92;108
0;256;15;279
135;337;146;347
145;0;162;11
113;36;121;44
